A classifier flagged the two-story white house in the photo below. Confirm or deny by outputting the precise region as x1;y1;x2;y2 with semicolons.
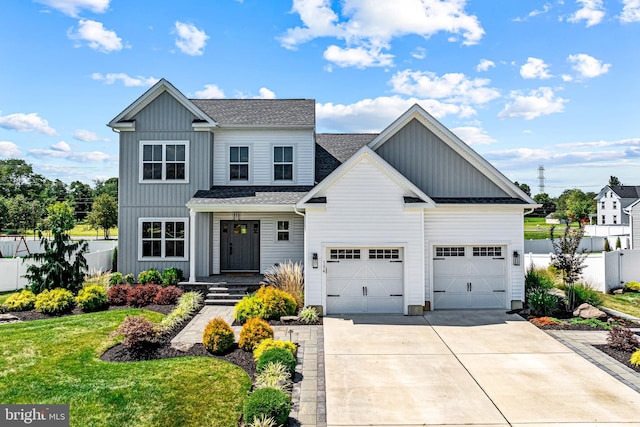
109;79;536;314
595;185;640;225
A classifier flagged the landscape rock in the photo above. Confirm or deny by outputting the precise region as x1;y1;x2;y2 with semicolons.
613;288;624;295
170;342;194;352
0;313;20;324
573;303;607;320
280;316;299;322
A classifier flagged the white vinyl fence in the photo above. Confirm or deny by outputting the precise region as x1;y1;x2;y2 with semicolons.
0;246;116;292
525;249;640;293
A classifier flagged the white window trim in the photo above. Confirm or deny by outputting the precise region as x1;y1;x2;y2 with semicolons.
139;140;190;184
272;145;294;183
275;220;292;243
138;217;189;261
229;146;250;182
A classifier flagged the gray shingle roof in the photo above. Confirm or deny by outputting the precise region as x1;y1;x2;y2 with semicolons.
315;133;378;182
190;99;315;127
431;197;527;204
189;186;315;205
609;185;640;199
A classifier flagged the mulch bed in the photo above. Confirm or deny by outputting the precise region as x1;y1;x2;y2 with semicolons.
594;345;640;374
524;314;639;331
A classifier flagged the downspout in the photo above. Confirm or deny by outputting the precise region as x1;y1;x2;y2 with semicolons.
294;207;307;308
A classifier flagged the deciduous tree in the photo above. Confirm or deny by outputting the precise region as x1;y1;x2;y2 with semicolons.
86;194;118;239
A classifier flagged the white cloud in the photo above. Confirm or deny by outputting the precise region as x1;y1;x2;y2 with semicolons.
411;47;426;60
28;143;114;163
451;126;496;145
174;21;209;56
476;59;495;72
91;73;159;87
0;141;21;157
280;0;484;68
256;88;276;99
35;0;110;17
323;44;393;68
0;112;57;135
567;53;611;78
316;96;475;132
620;0;640;22
51;141;71;152
568;0;605;26
557;137;640;149
498;87;567;120
73;129;110;142
194;84;226;99
513;3;552;21
520;57;552;79
389;69;500;105
561;74;574;82
68;19;124;53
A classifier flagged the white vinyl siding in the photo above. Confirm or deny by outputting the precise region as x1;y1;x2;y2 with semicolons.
213;129;314;185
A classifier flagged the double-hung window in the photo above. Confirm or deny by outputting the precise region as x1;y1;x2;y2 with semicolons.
273;146;293;181
140;141;188;182
276;221;290;241
139;218;188;260
230;147;249;180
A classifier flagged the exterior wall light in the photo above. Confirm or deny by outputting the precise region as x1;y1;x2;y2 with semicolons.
312;253;318;269
513;251;520;266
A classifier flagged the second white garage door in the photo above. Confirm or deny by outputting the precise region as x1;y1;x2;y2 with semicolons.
326;247;404;314
432;245;507;309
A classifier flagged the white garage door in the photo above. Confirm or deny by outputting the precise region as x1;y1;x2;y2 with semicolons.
433;245;507;309
326;248;404;314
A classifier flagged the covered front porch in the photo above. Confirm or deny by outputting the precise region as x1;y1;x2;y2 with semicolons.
179;273;265;305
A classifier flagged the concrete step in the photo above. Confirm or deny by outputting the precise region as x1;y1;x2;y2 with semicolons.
206;293;243;299
204;298;242;306
208;286;247;293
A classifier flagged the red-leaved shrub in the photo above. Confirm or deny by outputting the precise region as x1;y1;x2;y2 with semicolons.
153;286;184;305
107;284;130;305
607;326;640;352
112;315;159;348
126;284;161;307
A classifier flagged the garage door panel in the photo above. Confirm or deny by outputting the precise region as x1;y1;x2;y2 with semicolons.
434;292;468;310
469;292;506;309
327;296;365;314
367;297;403;313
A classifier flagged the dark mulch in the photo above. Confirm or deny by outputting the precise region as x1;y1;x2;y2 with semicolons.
232;318;323;327
525;314;639;331
594;344;640;374
8;303;176;322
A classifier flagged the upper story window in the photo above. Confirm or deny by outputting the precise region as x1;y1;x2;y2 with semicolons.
613;201;617;209
613;215;618;224
230;146;249;180
601;215;605;224
274;146;293;181
139;141;189;183
601;201;605;209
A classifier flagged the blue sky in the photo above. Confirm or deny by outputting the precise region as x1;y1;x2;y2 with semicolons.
1;0;639;196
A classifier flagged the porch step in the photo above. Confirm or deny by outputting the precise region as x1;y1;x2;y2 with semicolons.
204;298;243;306
204;284;251;306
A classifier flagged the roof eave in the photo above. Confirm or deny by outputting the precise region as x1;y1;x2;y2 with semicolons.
185;203;298;212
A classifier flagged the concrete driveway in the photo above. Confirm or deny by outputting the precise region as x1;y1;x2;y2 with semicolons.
323;310;640;426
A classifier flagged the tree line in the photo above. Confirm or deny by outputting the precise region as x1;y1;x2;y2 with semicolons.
0;159;118;237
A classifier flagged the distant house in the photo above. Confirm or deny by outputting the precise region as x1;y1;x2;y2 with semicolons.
109;79;536;314
595;185;640;225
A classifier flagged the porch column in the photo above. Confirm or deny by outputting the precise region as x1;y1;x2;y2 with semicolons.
189;209;196;282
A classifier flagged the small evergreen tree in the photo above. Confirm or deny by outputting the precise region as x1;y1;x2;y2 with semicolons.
23;202;88;294
616;236;622;250
604;239;611;252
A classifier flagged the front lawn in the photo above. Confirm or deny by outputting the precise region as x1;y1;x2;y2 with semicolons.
601;292;640;318
0;309;251;427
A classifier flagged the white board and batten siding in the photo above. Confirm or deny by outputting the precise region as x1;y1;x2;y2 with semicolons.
304;157;425;315
424;207;526;308
212;129;315;186
210;212;304;274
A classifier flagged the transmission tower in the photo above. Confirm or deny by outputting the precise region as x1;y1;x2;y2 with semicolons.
537;165;546;194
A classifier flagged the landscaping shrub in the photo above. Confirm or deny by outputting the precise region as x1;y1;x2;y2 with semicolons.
253;338;297;361
202;317;235;355
83;271;111;289
570;283;603;307
247;414;277;427
569;317;611;330
161;267;183;287
239;317;273;351
604;239;611;252
112;314;159;349
124;273;135;284
257;347;297;377
137;268;162;285
234;294;264;323
110;272;124;285
254;362;293;394
607;326;640;352
256;286;297;320
263;260;304;309
625;281;640;292
34;288;75;315
524;266;556;299
243;387;291;426
527;290;558;317
75;284;108;312
107;284;129;305
126;284;161;307
160;291;203;333
631;350;640;367
530;317;561;327
298;306;319;324
616;236;622;250
3;290;36;312
153;286;183;305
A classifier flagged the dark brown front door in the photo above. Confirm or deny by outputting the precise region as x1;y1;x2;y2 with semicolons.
220;220;260;272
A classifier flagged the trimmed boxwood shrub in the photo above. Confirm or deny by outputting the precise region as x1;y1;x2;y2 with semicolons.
137;268;162;285
253;338;296;361
124;273;135;284
239;317;273;351
234;294;264;324
153;286;183;305
35;288;75;315
75;284;108;312
3;290;36;312
257;347;297;377
256;286;297;320
243;387;291;426
202;317;235;354
127;284;161;307
107;284;129;305
161;268;183;287
110;272;124;285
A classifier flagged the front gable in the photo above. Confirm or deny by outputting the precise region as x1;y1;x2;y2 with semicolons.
132;91;198;132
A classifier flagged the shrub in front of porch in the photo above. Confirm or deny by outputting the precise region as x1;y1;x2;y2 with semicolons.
256;286;296;320
263;261;304;309
202;317;235;355
239;318;273;351
234;294;265;323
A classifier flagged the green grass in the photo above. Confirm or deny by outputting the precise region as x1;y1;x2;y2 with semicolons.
0;291;17;305
20;223;118;238
524;217;581;240
0;309;251;427
601;292;640;318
